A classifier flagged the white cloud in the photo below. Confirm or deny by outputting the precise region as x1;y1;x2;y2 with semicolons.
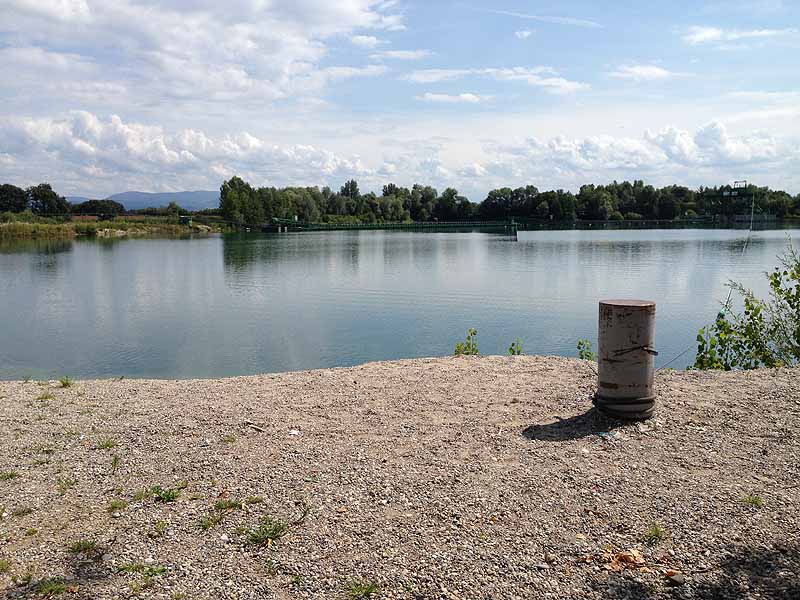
370;49;431;60
487;9;601;28
417;93;486;104
609;64;687;81
683;25;798;45
350;35;384;48
515;30;533;39
405;66;588;94
0;0;405;109
0;111;374;193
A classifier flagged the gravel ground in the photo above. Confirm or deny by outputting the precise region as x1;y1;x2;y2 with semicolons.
0;355;798;600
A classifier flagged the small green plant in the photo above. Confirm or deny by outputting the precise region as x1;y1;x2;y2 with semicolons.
23;375;32;383
454;328;479;356
222;434;236;444
12;506;33;517
214;498;242;512
643;522;667;545
245;516;289;546
133;488;152;502
0;471;20;481
12;568;33;586
68;539;98;554
199;512;225;531
0;558;11;573
508;338;523;355
153;520;168;536
111;454;121;473
347;580;380;599
59;376;73;388
577;338;598;361
35;577;68;596
118;563;167;576
151;486;180;503
107;499;128;513
25;528;38;536
57;477;76;495
98;438;117;449
245;496;264;505
743;494;764;508
36;391;55;401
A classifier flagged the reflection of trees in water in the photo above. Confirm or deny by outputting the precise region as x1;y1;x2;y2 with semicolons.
0;238;73;275
222;233;363;282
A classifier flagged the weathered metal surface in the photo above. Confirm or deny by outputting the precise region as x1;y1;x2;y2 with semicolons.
595;299;657;420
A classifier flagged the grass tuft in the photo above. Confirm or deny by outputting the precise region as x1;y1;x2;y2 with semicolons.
57;477;77;496
0;471;20;481
199;512;225;531
214;498;242;512
0;558;10;574
68;539;98;554
12;506;33;517
58;376;73;388
643;522;667;545
35;578;68;596
36;391;55;401
151;486;180;503
245;496;264;505
743;494;764;508
107;499;128;513
117;563;167;576
98;438;117;450
347;580;380;599
245;516;289;546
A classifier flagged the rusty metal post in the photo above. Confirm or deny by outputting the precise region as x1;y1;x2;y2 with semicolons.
594;299;657;420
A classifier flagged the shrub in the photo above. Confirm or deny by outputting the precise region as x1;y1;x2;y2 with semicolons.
508;339;523;355
454;328;479;356
695;245;799;370
577;339;598;361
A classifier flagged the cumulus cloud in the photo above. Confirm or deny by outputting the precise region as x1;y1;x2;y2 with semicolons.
0;111;373;193
405;66;588;94
609;64;687;81
417;93;486;104
683;25;798;45
515;30;533;39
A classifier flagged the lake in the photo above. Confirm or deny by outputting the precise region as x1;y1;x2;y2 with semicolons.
1;227;798;380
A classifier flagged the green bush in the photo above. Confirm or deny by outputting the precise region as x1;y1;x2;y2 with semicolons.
695;245;799;370
577;339;598;361
454;328;479;355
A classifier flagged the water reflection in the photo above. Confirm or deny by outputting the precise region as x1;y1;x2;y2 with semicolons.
0;228;797;380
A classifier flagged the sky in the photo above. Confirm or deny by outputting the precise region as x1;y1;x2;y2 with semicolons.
0;0;799;200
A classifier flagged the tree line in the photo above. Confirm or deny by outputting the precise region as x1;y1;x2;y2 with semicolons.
3;179;799;223
0;183;185;217
218;177;800;224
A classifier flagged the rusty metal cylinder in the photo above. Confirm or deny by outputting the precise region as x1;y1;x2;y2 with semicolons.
594;299;657;420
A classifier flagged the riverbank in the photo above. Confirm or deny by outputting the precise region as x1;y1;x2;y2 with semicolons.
0;220;217;240
0;356;798;599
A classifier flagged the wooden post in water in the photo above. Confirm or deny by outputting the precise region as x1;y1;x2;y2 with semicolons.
594;299;657;420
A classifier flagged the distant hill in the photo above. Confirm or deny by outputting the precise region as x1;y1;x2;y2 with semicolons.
108;190;219;211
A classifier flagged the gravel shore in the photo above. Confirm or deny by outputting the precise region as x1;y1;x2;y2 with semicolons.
1;356;798;599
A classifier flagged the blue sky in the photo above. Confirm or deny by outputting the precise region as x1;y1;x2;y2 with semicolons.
0;0;798;199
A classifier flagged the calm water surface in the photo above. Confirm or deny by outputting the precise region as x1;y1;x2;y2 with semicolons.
1;228;798;379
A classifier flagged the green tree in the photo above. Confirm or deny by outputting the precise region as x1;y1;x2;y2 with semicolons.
27;183;70;215
0;184;28;212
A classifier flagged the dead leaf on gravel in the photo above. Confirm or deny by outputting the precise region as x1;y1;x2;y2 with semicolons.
601;549;646;572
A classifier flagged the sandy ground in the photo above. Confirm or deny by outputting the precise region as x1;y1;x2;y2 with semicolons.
0;355;798;600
